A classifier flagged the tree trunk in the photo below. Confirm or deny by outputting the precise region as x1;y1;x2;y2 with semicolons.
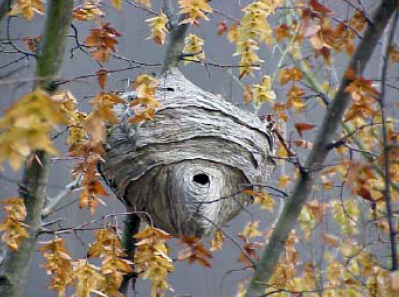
0;1;73;297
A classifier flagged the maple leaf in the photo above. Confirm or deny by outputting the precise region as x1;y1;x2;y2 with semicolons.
178;0;213;26
146;12;169;45
9;0;44;21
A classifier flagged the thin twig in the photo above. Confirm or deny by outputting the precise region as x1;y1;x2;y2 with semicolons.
378;10;398;272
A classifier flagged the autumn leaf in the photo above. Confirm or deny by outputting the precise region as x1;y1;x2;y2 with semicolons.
134;0;151;8
0;197;29;251
209;229;224;251
0;89;68;170
146;12;169;45
72;2;104;22
294;139;313;149
73;260;105;297
227;22;239;43
321;233;340;247
217;21;228;36
85;23;121;62
237;234;264;267
96;69;109;90
178;236;213;267
39;238;74;297
178;0;213;26
278;175;291;188
110;0;122;10
278;67;303;85
287;85;306;111
129;74;161;124
294;122;316;137
183;33;205;64
309;0;333;14
252;75;276;104
134;226;174;297
243;189;274;210
240;221;262;239
9;0;44;21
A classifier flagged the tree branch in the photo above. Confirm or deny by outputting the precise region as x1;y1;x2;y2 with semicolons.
0;1;73;297
244;1;399;296
378;9;398;272
161;1;189;73
118;214;141;295
0;0;13;25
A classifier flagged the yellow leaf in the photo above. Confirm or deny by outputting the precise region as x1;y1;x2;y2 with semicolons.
240;221;261;239
178;0;212;26
146;12;169;45
183;33;205;64
252;75;276;104
0;89;67;170
110;0;122;10
278;175;291;188
73;260;105;297
72;2;104;22
134;0;151;8
9;0;44;21
209;229;224;251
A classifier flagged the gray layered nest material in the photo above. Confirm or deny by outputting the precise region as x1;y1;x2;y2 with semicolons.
99;68;275;237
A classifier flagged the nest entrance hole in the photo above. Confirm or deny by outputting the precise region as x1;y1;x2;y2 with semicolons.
193;173;210;186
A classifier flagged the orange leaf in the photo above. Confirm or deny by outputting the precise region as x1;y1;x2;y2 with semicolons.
96;68;108;90
309;0;332;14
294;122;316;137
217;21;228;36
321;234;340;247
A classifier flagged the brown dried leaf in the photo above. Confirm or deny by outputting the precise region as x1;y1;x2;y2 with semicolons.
96;69;109;90
294;122;316;137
